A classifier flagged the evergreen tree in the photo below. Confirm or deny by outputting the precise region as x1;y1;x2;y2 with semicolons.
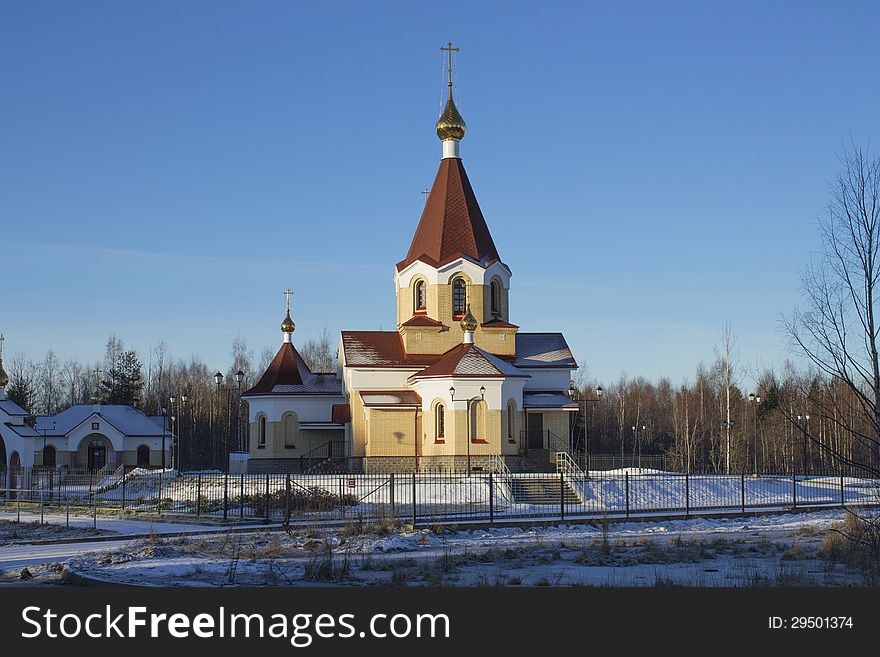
101;350;144;406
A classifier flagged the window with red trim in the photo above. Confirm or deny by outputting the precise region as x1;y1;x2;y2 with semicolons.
452;278;466;317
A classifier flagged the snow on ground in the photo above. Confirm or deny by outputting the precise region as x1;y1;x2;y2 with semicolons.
0;518;116;545
34;508;870;587
29;469;876;522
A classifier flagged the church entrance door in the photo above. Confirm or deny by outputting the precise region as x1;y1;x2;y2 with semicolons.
526;413;544;449
88;441;107;471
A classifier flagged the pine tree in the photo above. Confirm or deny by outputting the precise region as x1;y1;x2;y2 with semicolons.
101;350;144;406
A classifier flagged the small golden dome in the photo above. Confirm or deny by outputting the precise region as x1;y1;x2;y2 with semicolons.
281;310;296;335
436;88;466;141
0;358;8;389
460;304;478;332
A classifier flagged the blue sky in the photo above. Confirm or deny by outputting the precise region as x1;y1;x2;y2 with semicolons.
1;0;878;386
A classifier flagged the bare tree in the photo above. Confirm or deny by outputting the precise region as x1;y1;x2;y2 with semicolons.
782;144;880;472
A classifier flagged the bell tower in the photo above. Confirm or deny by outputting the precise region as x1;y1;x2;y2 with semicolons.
394;43;516;357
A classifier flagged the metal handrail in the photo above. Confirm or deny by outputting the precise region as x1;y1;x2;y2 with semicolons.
554;451;589;503
488;453;513;505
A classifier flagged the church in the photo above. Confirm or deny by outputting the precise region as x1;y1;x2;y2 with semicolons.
243;46;578;474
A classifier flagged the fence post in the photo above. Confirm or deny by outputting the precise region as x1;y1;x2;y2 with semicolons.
840;470;845;507
197;473;202;517
66;498;69;527
389;473;395;518
685;472;690;518
157;470;163;515
560;472;565;522
40;487;44;525
624;472;630;518
121;467;126;512
223;472;229;521
792;472;797;508
739;471;745;513
285;475;291;524
239;474;245;520
489;471;494;524
265;474;271;522
411;471;417;528
92;492;97;530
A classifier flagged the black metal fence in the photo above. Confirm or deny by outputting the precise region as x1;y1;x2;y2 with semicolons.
1;464;877;527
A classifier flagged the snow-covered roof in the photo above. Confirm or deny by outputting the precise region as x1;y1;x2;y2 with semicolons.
523;392;579;409
514;333;577;368
360;391;422;407
410;343;527;381
3;422;40;437
34;405;168;437
0;399;29;417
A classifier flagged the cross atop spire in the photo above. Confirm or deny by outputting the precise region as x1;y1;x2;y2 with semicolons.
436;41;466;153
440;41;460;91
283;289;294;314
0;333;4;360
281;289;296;342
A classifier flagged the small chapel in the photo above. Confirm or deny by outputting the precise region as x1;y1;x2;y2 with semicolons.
243;45;578;474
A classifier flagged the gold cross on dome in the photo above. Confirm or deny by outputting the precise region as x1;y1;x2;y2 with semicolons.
0;334;4;359
440;41;460;87
422;188;430;206
283;289;294;313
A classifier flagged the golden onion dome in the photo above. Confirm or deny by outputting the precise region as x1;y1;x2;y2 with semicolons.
436;88;466;141
281;310;296;335
0;358;8;388
460;304;478;332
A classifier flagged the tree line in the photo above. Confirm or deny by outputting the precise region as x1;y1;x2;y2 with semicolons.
4;330;337;470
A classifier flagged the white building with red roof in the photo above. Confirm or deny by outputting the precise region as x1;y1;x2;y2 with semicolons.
243;47;578;473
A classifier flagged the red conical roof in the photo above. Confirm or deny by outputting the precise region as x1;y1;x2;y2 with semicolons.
396;158;501;272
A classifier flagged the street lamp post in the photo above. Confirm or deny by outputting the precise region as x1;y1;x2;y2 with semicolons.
569;384;603;470
235;370;245;452
797;413;811;475
748;393;761;475
214;372;224;470
180;391;188;472
161;406;168;469
449;385;485;476
169;395;177;470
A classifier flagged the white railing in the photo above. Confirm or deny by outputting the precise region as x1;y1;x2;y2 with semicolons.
488;453;513;506
555;451;589;503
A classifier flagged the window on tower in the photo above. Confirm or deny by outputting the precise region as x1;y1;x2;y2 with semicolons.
435;403;445;441
491;279;501;316
452;278;466;318
414;280;427;312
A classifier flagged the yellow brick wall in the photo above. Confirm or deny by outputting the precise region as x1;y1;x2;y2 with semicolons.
364;408;421;457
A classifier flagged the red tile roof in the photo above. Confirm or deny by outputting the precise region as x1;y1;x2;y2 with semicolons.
244;343;342;396
396;158;501;272
409;343;529;381
341;331;444;368
400;315;444;328
481;318;519;329
359;390;422;407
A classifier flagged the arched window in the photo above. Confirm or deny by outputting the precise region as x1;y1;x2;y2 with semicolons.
469;400;486;442
452;278;466;317
491;279;501;315
42;445;56;468
283;413;297;448
414;280;427;312
258;416;267;448
435;403;445;441
507;401;516;442
137;445;150;466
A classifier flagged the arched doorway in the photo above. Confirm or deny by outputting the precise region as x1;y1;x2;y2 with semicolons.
136;445;150;467
9;451;20;497
87;440;106;471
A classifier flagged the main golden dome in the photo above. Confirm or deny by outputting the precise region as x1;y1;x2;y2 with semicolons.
281;310;296;335
436;88;466;141
0;358;8;389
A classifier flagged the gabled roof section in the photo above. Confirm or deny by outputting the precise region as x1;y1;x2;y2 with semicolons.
35;405;167;437
0;399;29;417
514;333;577;368
396;158;501;272
400;315;444;328
341;331;445;368
244;343;342;396
409;343;528;381
359;390;422;407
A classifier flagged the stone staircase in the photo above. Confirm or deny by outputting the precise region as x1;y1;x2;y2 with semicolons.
505;449;557;473
510;476;581;505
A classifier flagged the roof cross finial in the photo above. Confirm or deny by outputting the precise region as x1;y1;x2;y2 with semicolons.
281;289;296;342
440;41;460;92
0;333;4;360
283;288;294;314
